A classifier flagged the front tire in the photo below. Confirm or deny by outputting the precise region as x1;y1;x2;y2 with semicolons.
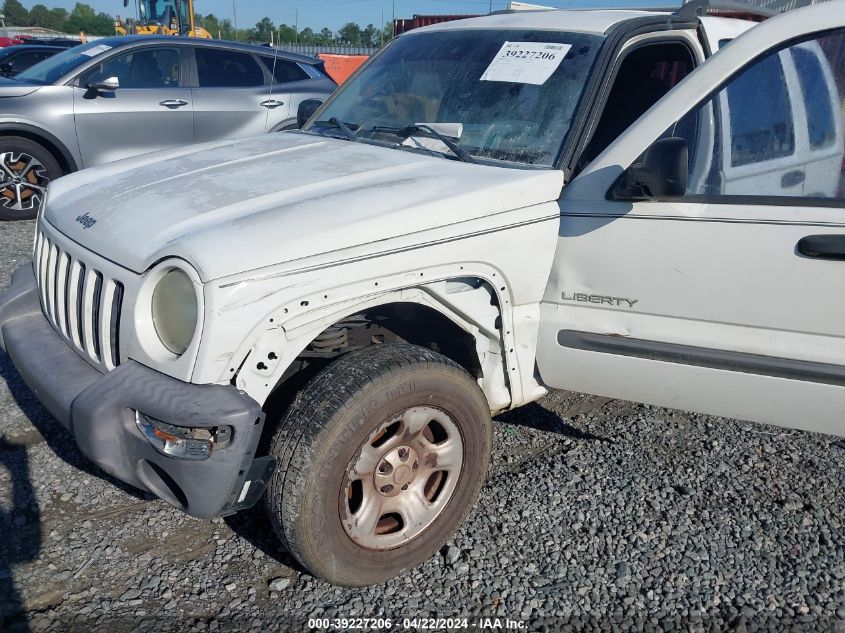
265;344;492;586
0;136;62;221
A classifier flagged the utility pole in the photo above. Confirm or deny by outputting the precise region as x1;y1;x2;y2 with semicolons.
295;8;299;44
489;0;493;13
380;10;384;46
232;0;238;41
392;0;395;39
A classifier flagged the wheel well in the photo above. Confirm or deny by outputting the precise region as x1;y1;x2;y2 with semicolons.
257;303;483;456
0;129;75;174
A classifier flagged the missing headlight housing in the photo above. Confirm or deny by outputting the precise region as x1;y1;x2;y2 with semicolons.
135;412;232;461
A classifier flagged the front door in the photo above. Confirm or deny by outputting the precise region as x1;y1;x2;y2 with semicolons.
73;46;193;167
536;9;845;436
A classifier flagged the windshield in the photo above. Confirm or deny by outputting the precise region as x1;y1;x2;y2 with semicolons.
143;0;187;26
17;41;114;85
309;29;603;167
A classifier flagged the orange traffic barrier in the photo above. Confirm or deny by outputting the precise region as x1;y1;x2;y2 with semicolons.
318;54;369;84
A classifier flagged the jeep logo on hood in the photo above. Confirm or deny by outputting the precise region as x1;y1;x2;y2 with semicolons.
75;213;97;230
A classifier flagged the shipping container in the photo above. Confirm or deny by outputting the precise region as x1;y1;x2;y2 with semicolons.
393;15;480;36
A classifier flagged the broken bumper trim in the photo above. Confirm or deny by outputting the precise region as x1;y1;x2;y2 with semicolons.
0;264;273;519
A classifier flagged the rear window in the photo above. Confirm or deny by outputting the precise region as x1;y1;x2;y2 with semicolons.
260;56;309;84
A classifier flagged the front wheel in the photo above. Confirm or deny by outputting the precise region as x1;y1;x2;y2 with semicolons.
0;136;62;221
265;344;492;586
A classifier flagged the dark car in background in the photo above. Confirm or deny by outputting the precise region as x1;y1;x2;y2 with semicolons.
0;36;337;220
17;37;82;48
0;45;63;78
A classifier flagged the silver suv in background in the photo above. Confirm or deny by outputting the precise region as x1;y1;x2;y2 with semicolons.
0;36;336;220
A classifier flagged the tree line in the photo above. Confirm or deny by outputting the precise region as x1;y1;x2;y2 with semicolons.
2;1;392;45
2;1;114;34
198;14;392;47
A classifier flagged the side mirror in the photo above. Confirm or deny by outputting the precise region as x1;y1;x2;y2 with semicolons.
297;99;323;129
613;137;688;201
87;76;120;93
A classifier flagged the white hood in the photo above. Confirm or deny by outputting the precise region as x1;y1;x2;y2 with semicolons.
45;133;564;281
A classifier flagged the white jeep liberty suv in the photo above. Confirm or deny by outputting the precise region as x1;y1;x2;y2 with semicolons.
0;1;843;586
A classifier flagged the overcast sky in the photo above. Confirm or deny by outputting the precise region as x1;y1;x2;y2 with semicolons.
21;0;668;31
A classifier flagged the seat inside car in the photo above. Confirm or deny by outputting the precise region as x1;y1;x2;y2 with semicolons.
580;41;696;167
129;54;166;88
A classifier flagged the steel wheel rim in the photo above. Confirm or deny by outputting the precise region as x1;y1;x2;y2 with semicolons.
341;406;464;551
0;152;49;212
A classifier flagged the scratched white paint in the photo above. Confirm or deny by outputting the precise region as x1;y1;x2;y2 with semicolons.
32;5;845;436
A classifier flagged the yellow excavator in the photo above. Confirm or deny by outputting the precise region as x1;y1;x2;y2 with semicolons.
115;0;212;38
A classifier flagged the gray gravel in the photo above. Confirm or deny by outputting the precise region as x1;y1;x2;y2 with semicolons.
0;219;843;632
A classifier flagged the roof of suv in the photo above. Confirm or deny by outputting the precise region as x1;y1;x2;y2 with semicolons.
413;9;673;35
89;35;323;65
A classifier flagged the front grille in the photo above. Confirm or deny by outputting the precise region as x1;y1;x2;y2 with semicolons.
34;229;124;371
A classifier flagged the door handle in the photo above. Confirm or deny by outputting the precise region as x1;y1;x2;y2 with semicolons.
781;169;805;188
159;99;189;108
260;99;285;109
796;235;845;260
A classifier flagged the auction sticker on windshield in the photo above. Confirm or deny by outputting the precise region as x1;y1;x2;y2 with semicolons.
480;41;571;85
81;44;113;57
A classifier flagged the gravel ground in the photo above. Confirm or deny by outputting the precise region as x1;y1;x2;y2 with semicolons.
0;219;844;633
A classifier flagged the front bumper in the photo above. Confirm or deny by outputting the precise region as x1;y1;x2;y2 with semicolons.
0;264;274;519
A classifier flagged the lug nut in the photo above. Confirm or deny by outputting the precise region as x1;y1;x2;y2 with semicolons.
378;461;392;474
380;484;393;493
401;483;409;491
412;461;419;470
398;448;409;460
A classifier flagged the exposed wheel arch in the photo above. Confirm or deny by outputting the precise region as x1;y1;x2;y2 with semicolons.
336;302;485;377
238;275;514;461
256;301;489;457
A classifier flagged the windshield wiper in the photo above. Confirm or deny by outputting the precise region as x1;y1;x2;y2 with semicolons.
313;117;359;142
372;125;476;164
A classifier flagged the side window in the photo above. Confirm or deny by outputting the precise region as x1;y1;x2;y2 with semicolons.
196;48;266;88
725;52;794;166
260;56;310;84
82;48;181;89
675;28;844;200
581;41;696;166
